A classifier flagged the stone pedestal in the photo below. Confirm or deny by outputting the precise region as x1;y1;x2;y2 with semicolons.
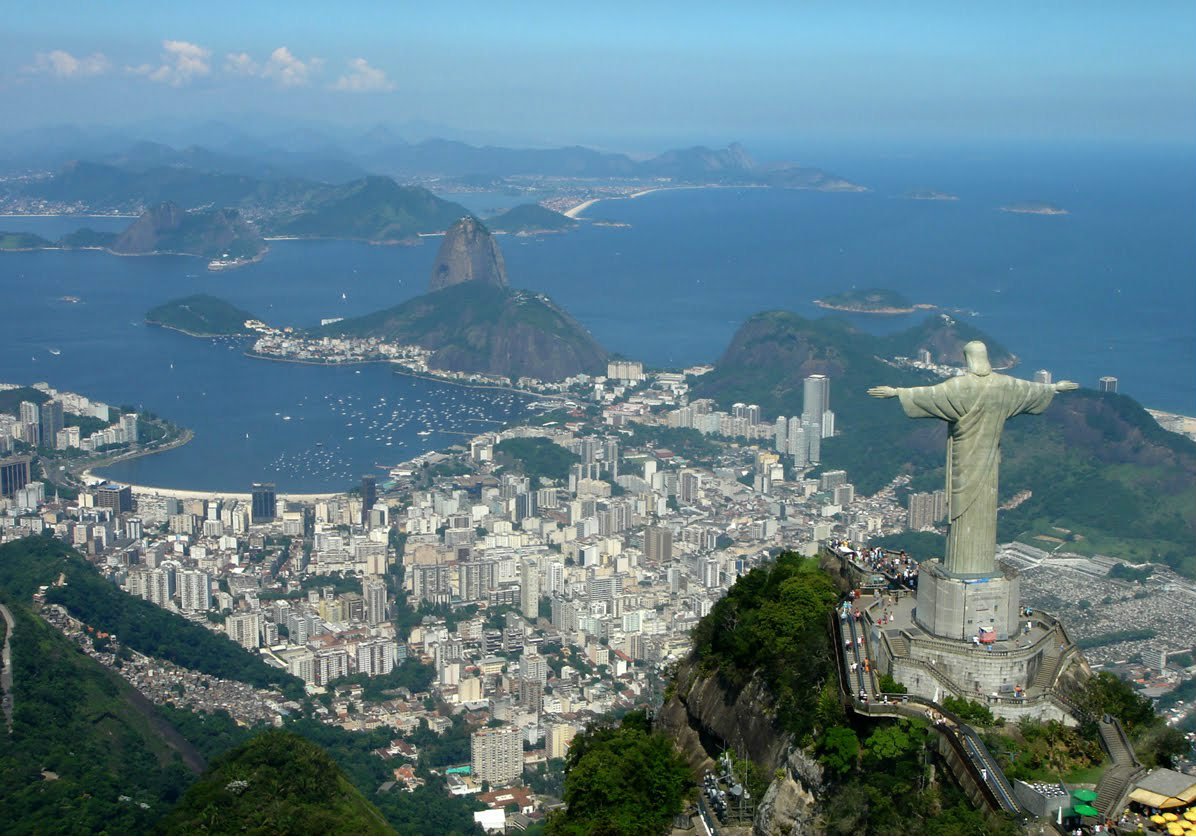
915;558;1019;641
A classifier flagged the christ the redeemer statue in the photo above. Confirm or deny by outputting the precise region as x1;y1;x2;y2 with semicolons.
869;341;1077;577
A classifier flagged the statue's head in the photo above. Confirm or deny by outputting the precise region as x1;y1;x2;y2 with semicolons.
964;341;992;376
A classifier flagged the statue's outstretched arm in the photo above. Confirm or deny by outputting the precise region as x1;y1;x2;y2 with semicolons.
1054;381;1079;392
868;386;899;399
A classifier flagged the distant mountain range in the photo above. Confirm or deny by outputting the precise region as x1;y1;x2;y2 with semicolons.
7;134;862;207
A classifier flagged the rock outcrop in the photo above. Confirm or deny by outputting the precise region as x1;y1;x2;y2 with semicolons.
429;216;508;291
111;201;265;260
657;660;824;836
319;282;608;382
754;748;823;835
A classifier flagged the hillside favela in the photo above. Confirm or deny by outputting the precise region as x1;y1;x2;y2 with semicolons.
1;4;1195;836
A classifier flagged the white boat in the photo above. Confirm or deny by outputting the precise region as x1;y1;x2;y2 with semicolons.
48;348;61;356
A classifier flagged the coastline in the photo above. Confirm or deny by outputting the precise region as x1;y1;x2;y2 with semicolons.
148;321;253;339
562;183;767;219
82;427;345;501
813;301;918;315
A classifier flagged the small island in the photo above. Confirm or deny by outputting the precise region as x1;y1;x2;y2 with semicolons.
905;190;959;201
814;288;932;315
146;294;258;337
485;203;578;235
1000;201;1069;216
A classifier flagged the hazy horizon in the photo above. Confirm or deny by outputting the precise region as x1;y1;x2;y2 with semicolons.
3;1;1193;153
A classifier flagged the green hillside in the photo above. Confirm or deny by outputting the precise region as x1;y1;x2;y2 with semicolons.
158;730;394;835
322;281;608;381
0;604;202;833
0;385;51;415
0;231;54;250
0;536;304;698
691;552;839;736
147;294;258;336
111;202;266;260
696;311;1196;574
485;203;577;234
58;227;119;248
268;176;469;241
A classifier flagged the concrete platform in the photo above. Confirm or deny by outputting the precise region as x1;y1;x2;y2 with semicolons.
865;589;1079;724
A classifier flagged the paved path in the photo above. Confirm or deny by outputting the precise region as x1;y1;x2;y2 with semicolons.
832;605;1024;817
1;602;14;734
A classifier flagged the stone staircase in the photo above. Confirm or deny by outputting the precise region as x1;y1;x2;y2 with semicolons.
1094;716;1143;818
886;632;910;658
1098;718;1133;765
1032;650;1060;690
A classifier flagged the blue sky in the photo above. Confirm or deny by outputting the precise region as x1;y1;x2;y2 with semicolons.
3;1;1193;149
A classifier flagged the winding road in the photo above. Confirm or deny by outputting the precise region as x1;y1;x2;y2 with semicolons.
1;602;14;733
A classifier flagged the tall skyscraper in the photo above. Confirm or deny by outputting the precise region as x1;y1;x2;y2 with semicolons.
19;401;40;446
773;416;788;454
907;490;947;530
179;570;212;612
0;455;32;497
821;409;836;439
39;401;64;450
802;419;821;463
471;726;524;786
644;525;673;563
94;482;133;514
363;576;388;626
602;439;619;478
1034;370;1053;385
547;561;565;596
225;612;261;649
520;559;541;620
1099;376;1118;393
361;475;377;518
801;375;830;427
251;482;276;523
788;422;808;468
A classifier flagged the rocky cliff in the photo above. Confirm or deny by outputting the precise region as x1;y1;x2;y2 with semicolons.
657;661;823;835
111;201;265;259
429;216;508;291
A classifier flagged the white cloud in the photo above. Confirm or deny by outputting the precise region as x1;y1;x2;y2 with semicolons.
331;58;395;92
222;47;322;86
224;51;258;76
261;46;322;87
28;50;110;78
129;40;211;86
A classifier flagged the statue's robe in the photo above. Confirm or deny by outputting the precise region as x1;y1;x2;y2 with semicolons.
897;373;1055;576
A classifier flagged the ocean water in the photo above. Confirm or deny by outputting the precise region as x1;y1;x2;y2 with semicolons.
0;142;1191;492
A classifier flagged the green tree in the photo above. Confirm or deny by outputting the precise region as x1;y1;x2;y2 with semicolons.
818;726;861;775
547;712;691;835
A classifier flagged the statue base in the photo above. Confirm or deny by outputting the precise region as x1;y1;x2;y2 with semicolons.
915;558;1019;641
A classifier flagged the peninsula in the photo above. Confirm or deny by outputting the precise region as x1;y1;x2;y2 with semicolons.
146;295;258;337
484;203;578;235
814;287;931;315
322;218;607;381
